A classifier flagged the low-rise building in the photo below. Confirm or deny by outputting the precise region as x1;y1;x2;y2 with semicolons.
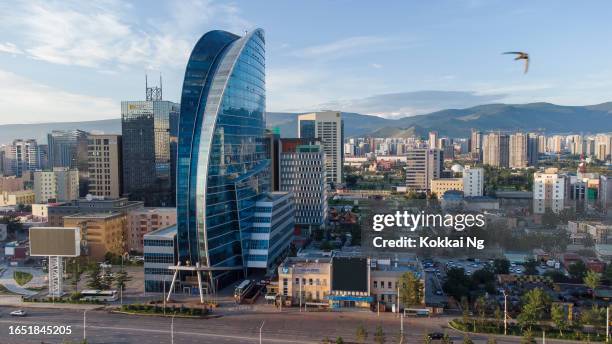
568;221;612;244
328;255;372;309
47;196;143;226
370;257;422;308
127;207;176;254
33;167;79;203
278;256;332;306
63;212;126;260
430;178;463;197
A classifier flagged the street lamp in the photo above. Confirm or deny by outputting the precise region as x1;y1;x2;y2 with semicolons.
83;309;90;341
171;314;176;344
259;320;265;344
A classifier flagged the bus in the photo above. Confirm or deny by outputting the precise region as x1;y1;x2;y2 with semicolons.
233;280;254;303
404;308;429;317
80;290;118;302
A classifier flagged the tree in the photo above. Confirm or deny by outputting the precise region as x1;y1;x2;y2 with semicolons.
551;304;567;336
474;296;487;325
486;337;497;344
520;329;536;344
321;337;331;344
374;325;385;344
493;258;510;275
493;306;503;330
441;333;452;344
355;324;368;344
583;270;601;299
523;259;538;275
422;333;432;344
580;305;606;328
462;334;474;344
114;269;132;291
335;337;344;344
517;288;551;331
568;261;587;281
398;272;423;307
86;264;103;290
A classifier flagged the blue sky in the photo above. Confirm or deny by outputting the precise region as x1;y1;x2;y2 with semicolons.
1;0;612;124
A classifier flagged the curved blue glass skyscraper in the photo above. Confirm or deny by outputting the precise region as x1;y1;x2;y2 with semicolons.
177;29;269;287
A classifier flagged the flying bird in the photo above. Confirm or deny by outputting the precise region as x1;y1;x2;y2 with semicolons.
503;51;529;74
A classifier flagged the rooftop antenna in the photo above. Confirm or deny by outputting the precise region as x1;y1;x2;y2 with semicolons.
145;72;162;101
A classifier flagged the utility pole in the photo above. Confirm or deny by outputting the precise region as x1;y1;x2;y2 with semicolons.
397;286;400;317
83;309;89;341
400;314;404;344
163;274;167;316
542;330;545;344
299;278;303;312
503;290;508;336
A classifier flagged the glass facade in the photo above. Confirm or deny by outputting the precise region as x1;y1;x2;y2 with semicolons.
121;100;179;206
177;29;269;287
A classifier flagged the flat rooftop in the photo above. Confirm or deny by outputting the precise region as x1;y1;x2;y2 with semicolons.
64;212;122;219
145;224;177;238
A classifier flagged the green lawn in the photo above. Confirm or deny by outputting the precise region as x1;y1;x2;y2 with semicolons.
14;271;33;286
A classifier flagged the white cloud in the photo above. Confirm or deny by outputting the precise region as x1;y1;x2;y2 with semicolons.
0;0;251;70
370;63;383;69
0;69;117;124
289;35;411;60
0;42;23;55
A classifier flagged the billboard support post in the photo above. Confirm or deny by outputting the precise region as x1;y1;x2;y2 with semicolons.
48;256;64;297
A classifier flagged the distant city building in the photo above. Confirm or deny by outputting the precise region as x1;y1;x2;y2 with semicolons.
143;224;177;293
428;131;439;150
470;129;482;161
509;132;528;168
280;139;327;231
483;132;509;168
87;134;122;198
248;192;295;271
462;166;484;197
431;178;463;197
47;130;89;196
127;207;176;254
121;92;179;206
63;212;126;260
0;190;35;206
533;168;565;214
527;133;540;166
298;111;344;186
594;134;611;162
2;139;41;176
33;167;79;203
47;196;143;227
405;148;443;192
546;135;564;154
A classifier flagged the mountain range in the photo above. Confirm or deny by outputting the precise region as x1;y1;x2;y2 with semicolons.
1;102;611;144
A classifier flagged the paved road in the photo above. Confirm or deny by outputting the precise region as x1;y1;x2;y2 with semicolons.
0;306;584;344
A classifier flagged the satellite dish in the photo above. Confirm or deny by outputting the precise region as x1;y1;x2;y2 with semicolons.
85;194;93;201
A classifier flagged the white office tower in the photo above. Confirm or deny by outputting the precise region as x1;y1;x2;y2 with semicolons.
533;168;565;214
298;111;344;186
463;166;484;197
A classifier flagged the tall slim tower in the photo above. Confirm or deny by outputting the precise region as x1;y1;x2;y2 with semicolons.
121;77;179;206
298;111;344;186
509;132;528;168
483;132;510;168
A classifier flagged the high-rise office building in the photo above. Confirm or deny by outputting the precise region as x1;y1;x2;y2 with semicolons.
176;29;270;288
298;111;344;186
533;168;565;214
483;132;509;168
87;134;122;198
47;130;88;195
405;148;443;192
121;87;179;206
33;167;79;203
280;139;327;231
265;129;281;192
509;132;528;168
463;166;484;197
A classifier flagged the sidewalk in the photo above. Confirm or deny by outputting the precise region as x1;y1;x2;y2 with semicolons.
0;295;104;310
